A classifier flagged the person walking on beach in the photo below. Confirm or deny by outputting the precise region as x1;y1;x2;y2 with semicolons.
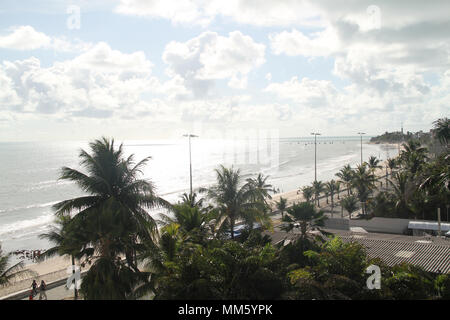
31;280;38;297
38;280;47;300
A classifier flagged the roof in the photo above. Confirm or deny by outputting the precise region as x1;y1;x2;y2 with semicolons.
264;227;450;274
408;221;450;232
326;229;450;274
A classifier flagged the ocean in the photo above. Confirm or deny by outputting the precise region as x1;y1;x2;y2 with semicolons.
0;137;398;259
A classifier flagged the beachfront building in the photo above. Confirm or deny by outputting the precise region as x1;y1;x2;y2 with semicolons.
408;221;450;237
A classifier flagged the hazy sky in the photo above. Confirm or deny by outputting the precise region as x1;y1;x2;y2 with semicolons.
0;0;449;141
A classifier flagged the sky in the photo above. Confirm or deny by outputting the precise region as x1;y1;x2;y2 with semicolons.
0;0;449;142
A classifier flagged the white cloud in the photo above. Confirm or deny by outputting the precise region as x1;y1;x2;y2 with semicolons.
269;27;338;57
265;76;337;108
163;31;265;95
0;25;92;52
0;43;158;117
71;42;152;74
115;0;325;27
0;26;51;50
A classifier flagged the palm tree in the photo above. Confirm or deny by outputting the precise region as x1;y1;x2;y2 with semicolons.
351;164;376;215
325;180;338;215
159;203;215;245
246;173;274;207
340;195;359;219
137;223;185;298
0;244;35;286
301;186;314;203
201;165;266;239
387;158;397;176
312;180;325;207
281;202;326;239
180;192;204;209
399;141;429;176
39;215;82;299
336;165;354;196
367;156;382;172
53;137;169;271
335;181;341;200
388;172;416;218
275;196;288;219
432;118;449;147
51;137;170;299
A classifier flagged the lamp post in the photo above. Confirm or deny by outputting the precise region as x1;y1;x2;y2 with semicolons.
357;132;366;164
183;134;198;196
311;133;321;182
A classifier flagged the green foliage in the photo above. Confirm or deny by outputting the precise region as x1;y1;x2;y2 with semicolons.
435;274;450;299
0;244;35;286
383;263;434;300
281;202;326;237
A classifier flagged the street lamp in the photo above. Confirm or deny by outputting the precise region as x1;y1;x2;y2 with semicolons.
311;133;321;182
183;134;198;196
357;132;366;164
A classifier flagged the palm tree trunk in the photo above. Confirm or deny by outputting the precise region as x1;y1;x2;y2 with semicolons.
72;255;78;300
230;217;235;240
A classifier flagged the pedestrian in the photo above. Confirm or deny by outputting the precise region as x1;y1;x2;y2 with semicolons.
39;280;47;300
31;280;38;297
29;290;34;300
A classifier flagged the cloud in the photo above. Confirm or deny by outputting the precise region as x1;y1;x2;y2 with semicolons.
0;25;51;50
0;43;158;118
269;27;339;57
115;0;325;27
265;76;338;108
163;31;265;96
0;25;92;52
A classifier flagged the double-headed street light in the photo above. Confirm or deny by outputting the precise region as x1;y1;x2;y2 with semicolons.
311;132;321;182
183;134;198;196
357;132;366;164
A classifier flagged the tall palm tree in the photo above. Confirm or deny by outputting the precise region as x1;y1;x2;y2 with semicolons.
336;165;354;196
201;165;266;239
275;196;288;219
340;195;359;219
0;244;35;286
351;164;376;215
53;137;169;271
325;180;338;214
312;180;325;207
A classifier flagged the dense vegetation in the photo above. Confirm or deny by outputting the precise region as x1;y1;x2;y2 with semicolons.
366;119;449;222
29;117;448;300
